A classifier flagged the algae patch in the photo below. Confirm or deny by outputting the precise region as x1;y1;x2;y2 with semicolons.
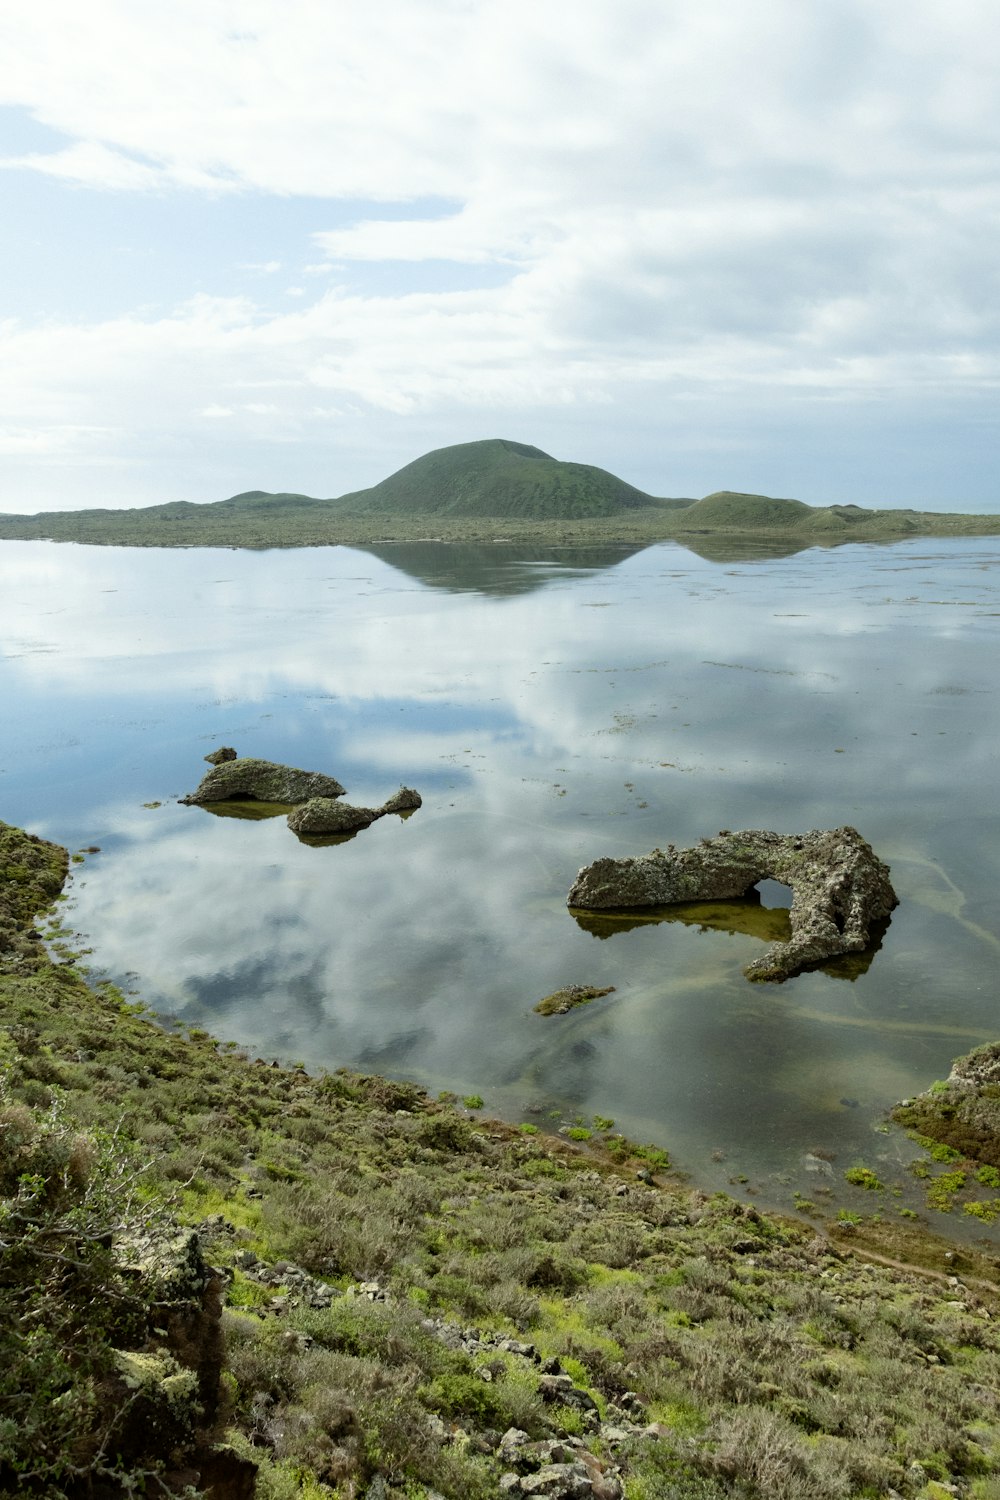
534;983;616;1016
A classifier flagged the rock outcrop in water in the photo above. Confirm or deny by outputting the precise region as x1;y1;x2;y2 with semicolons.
287;788;422;839
568;826;897;981
534;983;616;1016
181;757;347;805
181;754;422;846
203;745;238;765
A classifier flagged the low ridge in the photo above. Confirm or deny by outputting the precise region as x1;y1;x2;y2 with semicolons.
678;491;814;529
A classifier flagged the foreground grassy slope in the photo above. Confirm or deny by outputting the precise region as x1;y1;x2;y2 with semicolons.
7;818;1000;1498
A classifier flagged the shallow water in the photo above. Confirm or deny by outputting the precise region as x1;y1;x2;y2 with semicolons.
3;535;999;1230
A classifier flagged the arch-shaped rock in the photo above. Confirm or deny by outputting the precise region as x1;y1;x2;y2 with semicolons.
567;826;897;981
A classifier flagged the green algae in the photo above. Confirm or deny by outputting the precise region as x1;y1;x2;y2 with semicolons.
534;983;616;1016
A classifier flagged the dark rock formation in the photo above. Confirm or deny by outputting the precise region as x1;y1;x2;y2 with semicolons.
181;756;347;805
287;787;423;839
204;745;238;764
568;827;897;981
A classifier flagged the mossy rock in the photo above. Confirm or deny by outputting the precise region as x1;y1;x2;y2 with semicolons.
534;984;615;1016
181;757;347;806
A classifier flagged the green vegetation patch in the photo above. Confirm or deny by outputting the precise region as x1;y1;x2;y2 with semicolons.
844;1164;886;1191
7;818;1000;1498
534;982;616;1016
894;1052;1000;1169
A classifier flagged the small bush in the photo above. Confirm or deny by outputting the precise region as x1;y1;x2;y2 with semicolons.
422;1371;506;1426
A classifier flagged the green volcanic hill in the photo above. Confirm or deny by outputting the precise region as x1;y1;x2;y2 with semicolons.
0;438;998;549
337;438;667;519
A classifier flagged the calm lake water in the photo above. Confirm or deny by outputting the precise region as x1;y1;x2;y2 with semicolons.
3;535;999;1227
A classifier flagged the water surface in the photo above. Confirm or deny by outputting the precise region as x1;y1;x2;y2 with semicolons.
3;536;999;1226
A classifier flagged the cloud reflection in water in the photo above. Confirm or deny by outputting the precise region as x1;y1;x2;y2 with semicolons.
2;537;1000;1201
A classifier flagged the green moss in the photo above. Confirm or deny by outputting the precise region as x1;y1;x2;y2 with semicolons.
964;1200;1000;1223
844;1165;885;1191
928;1171;967;1212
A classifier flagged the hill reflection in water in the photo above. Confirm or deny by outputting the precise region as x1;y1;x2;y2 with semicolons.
355;541;649;596
2;535;999;1218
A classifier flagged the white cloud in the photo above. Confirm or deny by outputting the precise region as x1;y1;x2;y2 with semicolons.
0;141;164;191
1;0;999;507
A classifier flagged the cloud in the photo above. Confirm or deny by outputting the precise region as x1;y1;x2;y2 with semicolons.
0;141;165;191
1;0;999;507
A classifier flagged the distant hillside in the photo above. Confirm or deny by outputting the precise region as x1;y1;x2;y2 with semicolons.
678;491;814;529
665;490;995;543
0;439;998;549
337;438;668;519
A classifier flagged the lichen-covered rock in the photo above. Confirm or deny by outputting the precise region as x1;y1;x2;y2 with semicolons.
181;757;346;805
893;1041;1000;1169
204;745;238;764
110;1349;201;1455
568;827;897;982
381;786;422;814
535;984;615;1016
287;799;379;836
118;1225;225;1419
288;787;423;838
100;1225;228;1472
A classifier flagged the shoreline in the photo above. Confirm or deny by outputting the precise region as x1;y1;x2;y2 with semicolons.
7;816;1000;1495
2;507;1000;555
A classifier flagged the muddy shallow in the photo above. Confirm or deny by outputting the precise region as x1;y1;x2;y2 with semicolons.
2;535;999;1231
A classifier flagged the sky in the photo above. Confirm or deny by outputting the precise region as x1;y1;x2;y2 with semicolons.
1;0;998;514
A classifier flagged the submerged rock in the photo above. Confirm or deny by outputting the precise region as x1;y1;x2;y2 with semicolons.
181;757;347;806
288;787;423;839
535;984;616;1016
567;826;897;982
